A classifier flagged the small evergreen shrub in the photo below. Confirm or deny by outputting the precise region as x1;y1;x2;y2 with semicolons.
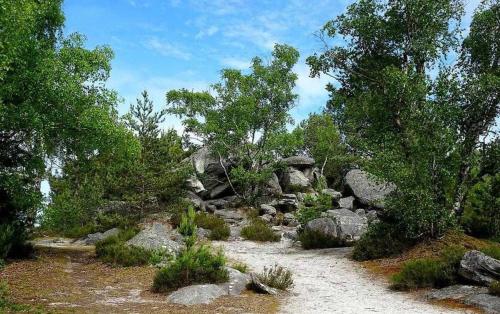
167;199;192;227
256;264;294;291
298;228;344;249
95;228;152;267
195;212;230;240
489;281;500;297
295;193;333;226
241;219;280;242
391;259;453;290
152;245;228;292
352;222;412;261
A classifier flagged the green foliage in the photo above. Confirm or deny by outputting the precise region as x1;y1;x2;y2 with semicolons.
0;224;14;263
295;193;333;226
298;228;344;250
255;264;294;291
152;245;228;292
353;222;413;261
391;259;454;290
489;281;500;297
390;245;465;290
481;245;500;260
461;174;500;239
307;0;499;241
195;213;230;241
230;262;249;274
167;44;301;202
167;199;192;228
299;113;356;188
241;219;280;242
95;228;153;267
178;206;197;239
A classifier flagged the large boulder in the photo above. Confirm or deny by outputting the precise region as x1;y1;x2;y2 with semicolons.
282;156;315;169
338;196;355;210
189;147;231;197
81;228;120;245
344;169;395;209
184;191;205;211
304;208;367;244
167;284;226;305
459;250;500;286
126;223;183;254
264;173;282;196
282;167;311;192
219;267;251;296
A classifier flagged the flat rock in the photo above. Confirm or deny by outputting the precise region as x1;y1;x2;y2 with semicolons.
126;223;183;254
167;284;226;305
260;204;277;216
214;209;244;223
426;285;488;301
459;250;500;286
464;292;500;314
282;156;315;168
344;169;395;209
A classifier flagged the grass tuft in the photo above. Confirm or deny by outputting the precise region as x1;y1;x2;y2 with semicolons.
241;219;280;242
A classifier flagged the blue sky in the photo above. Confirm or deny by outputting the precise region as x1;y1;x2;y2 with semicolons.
63;0;481;132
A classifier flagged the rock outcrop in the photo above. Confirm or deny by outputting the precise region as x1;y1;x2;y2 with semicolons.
344;169;395;209
459;250;500;286
167;284;226;305
79;228;120;245
126;223;183;254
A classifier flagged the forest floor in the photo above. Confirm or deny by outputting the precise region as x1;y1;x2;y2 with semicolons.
0;243;277;313
1;235;486;314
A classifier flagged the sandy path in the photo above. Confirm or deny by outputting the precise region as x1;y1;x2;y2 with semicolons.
218;240;471;314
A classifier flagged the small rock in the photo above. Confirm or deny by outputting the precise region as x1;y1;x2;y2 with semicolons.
250;273;278;295
366;210;379;224
82;228;120;245
186;176;206;194
167;284;226;305
196;228;210;239
355;208;366;216
214;209;244;223
338;196;355;210
283;213;299;227
261;214;274;224
260;204;277;216
321;189;342;201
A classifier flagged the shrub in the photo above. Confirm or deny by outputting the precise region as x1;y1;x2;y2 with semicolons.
0;224;14;263
241;219;280;242
352;222;412;261
295;194;332;226
489;281;500;297
391;259;453;290
256;264;294;291
152;245;228;292
195;213;230;241
481;245;500;260
95;228;152;267
298;228;344;249
148;249;172;266
167;199;192;227
231;261;249;273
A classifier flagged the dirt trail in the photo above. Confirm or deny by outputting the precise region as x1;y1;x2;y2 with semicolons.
218;240;474;314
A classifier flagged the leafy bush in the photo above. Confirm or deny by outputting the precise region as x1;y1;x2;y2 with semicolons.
489;281;500;297
295;193;333;226
231;262;249;273
352;222;413;261
461;174;500;239
95;228;152;267
298;228;344;249
241;219;280;242
481;245;500;260
195;213;230;240
256;264;294;291
152;245;228;292
391;259;453;290
390;246;465;291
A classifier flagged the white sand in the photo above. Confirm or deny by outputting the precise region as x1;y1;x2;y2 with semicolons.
218;240;472;314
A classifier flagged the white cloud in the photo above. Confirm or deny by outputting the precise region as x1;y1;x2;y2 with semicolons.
195;26;219;39
223;24;277;50
145;37;191;60
220;57;250;70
